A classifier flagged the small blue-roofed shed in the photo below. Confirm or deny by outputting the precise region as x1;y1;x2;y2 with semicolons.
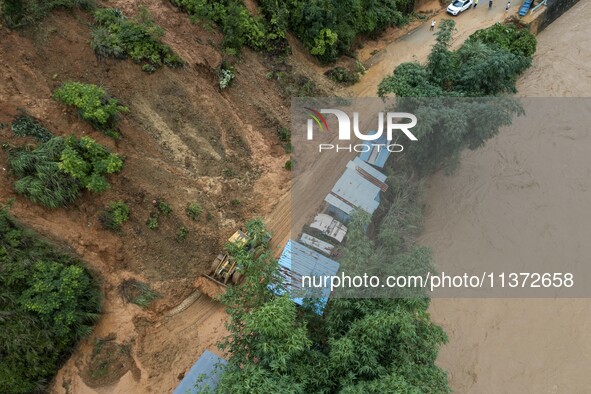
276;240;340;315
325;157;388;223
358;131;391;168
174;350;227;394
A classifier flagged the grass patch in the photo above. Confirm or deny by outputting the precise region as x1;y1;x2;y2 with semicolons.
84;335;134;387
99;201;130;233
91;7;185;72
171;0;268;53
156;198;172;215
146;213;159;230
186;202;202;221
266;70;320;98
277;126;292;153
219;63;236;90
176;226;188;242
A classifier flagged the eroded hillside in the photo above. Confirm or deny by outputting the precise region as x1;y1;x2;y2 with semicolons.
0;1;328;392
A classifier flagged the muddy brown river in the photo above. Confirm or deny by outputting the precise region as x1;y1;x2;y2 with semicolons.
424;1;591;392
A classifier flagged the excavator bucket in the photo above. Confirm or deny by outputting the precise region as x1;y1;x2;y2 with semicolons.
196;229;250;298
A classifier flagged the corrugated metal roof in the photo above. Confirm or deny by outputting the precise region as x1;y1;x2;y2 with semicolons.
358;132;391;168
350;157;388;184
324;157;387;215
310;214;347;243
174;350;227;394
276;240;340;314
300;233;335;255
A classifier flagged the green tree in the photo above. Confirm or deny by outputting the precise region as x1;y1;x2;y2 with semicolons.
379;20;536;98
467;22;537;57
310;28;338;60
0;206;100;393
378;62;444;98
454;40;531;96
19;262;99;339
377;21;534;174
426;19;456;89
211;220;450;393
264;0;411;62
59;136;124;193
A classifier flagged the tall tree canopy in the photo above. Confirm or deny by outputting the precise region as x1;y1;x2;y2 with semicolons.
0;205;100;393
210;218;450;393
377;20;535;174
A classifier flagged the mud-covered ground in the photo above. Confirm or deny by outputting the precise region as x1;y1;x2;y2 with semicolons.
0;1;300;391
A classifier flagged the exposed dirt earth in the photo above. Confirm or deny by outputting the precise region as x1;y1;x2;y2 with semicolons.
0;1;293;392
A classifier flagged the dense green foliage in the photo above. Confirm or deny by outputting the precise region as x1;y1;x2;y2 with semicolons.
377;20;535;174
91;8;185;72
378;20;536;97
258;0;412;62
99;200;130;232
0;0;95;28
53;82;128;139
395;96;524;175
176;226;188;242
11;115;53;142
0;206;100;393
208;217;449;393
171;0;275;54
7;135;123;208
157;199;173;215
146;213;159;230
172;0;410;62
467;22;537;58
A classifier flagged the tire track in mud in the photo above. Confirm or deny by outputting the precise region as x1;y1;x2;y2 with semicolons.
165;290;203;317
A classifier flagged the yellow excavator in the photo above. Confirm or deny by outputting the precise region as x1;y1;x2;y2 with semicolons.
196;220;271;298
205;230;248;285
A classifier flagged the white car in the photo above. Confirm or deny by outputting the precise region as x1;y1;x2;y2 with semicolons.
447;0;473;15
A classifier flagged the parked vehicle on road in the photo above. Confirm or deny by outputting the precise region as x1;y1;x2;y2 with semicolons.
447;0;474;15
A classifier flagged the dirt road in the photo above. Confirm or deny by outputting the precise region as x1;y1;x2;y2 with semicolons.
351;4;515;97
267;3;517;253
423;1;591;392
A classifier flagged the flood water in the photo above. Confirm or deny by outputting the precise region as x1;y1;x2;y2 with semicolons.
423;1;591;392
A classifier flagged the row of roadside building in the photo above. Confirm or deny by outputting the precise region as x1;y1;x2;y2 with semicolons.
175;134;393;393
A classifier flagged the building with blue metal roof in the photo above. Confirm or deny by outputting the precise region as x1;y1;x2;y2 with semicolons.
358;131;391;168
174;350;227;394
276;240;340;315
324;157;388;223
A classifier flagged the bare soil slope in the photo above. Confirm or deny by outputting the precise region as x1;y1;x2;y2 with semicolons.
0;2;297;392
